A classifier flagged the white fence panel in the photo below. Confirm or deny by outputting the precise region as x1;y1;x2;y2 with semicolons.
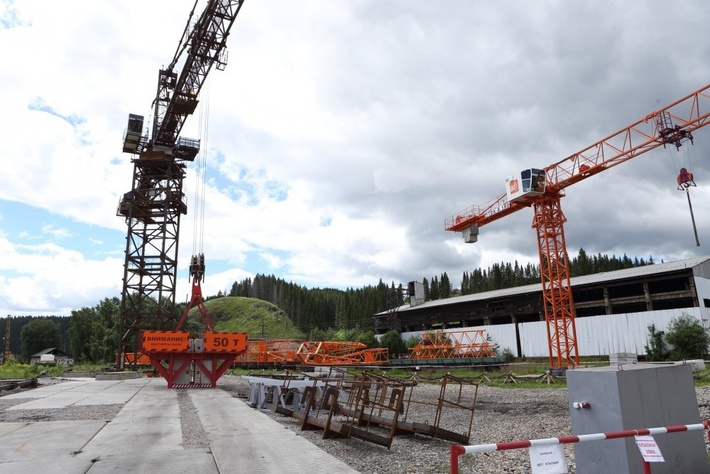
518;320;548;358
518;308;705;357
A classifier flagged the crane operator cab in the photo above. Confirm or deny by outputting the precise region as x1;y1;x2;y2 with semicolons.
506;168;546;203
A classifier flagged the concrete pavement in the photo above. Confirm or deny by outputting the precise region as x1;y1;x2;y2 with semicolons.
0;377;359;474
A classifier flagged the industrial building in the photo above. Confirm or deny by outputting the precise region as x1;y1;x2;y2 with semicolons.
375;256;710;358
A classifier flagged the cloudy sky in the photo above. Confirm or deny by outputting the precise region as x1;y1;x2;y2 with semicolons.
2;0;710;317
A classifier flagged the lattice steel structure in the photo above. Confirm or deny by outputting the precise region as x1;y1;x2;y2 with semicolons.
446;83;710;368
117;0;246;368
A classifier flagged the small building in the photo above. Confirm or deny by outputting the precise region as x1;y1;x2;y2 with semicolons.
30;348;72;366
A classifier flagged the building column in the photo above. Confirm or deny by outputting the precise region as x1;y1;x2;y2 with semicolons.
603;287;612;315
689;276;699;307
643;281;653;311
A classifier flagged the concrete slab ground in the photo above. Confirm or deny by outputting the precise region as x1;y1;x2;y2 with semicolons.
0;378;359;474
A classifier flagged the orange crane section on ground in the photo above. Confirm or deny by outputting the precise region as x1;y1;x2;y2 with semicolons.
408;329;496;360
235;340;389;366
296;341;389;365
446;84;710;369
235;339;302;364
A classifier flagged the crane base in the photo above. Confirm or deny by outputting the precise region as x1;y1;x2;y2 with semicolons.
147;351;238;388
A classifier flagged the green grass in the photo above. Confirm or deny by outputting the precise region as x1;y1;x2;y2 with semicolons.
0;360;64;379
188;297;306;340
66;363;112;373
693;366;710;386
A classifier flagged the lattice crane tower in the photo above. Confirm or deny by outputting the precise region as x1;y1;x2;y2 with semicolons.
117;0;247;370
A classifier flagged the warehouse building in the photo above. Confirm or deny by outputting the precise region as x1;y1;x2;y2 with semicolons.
375;256;710;357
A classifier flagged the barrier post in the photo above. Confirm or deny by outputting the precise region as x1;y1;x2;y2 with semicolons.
450;445;465;474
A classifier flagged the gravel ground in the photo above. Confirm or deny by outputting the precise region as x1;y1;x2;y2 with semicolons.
216;375;710;474
1;376;709;473
218;375;573;473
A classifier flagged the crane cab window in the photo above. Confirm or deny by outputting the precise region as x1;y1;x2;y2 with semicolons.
506;168;546;202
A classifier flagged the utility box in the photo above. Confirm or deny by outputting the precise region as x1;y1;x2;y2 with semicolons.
609;352;637;366
567;363;709;474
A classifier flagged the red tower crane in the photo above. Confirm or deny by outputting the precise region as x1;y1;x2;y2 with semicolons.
117;0;248;386
445;84;710;369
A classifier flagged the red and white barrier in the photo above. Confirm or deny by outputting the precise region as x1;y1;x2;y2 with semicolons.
450;421;710;474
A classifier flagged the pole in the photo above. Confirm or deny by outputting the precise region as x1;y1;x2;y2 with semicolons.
686;188;701;247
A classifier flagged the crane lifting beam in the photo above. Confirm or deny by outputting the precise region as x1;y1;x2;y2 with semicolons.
445;83;710;369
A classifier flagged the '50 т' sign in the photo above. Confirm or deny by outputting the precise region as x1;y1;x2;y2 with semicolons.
203;331;248;353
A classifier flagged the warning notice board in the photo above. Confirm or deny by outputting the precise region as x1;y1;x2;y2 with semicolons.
635;435;665;463
529;444;567;474
203;331;249;353
141;330;190;352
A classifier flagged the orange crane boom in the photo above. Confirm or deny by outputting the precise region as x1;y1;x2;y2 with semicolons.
445;83;710;369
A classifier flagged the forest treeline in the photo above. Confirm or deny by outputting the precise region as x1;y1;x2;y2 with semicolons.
4;249;655;362
424;249;655;300
227;275;404;333
0;315;70;360
226;249;655;335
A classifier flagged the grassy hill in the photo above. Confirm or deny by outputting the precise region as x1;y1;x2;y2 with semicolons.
187;296;306;340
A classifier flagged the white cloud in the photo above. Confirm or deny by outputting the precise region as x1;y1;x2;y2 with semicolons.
2;0;710;316
0;234;122;316
41;225;71;239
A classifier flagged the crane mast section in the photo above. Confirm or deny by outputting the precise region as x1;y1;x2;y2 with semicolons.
445;83;710;233
152;0;245;149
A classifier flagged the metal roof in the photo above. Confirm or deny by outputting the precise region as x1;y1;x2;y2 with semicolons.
30;347;69;357
390;255;710;314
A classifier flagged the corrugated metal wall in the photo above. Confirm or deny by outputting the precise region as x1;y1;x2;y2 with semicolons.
519;308;705;357
694;276;710;312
